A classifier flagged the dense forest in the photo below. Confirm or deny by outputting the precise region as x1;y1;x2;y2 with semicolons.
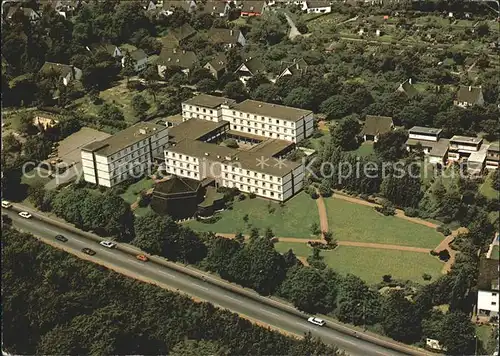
2;226;344;355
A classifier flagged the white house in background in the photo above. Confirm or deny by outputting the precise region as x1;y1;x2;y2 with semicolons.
81;123;169;187
122;49;148;72
486;142;500;170
302;0;331;13
477;258;499;320
234;57;266;85
447;135;483;163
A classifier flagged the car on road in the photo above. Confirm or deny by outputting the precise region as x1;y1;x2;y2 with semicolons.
307;317;326;326
55;235;68;242
136;254;149;262
81;248;96;256
100;241;116;248
18;211;32;219
1;200;12;208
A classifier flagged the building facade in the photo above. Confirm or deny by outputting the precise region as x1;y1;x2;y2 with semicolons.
81;123;169;187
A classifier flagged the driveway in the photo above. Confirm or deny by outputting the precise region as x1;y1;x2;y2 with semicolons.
283;12;301;40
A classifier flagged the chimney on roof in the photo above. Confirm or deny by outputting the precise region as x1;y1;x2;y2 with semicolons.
230;29;233;36
176;59;180;62
258;104;262;107
168;58;171;61
139;128;148;135
296;63;299;70
173;48;177;53
205;152;209;156
408;78;412;85
182;50;185;54
469;86;472;91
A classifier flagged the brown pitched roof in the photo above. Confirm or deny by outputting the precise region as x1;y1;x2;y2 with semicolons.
306;0;330;8
477;258;499;291
39;62;73;78
205;53;227;72
240;1;266;13
162;0;197;12
361;115;394;136
169;23;196;42
232;99;312;122
157;48;198;69
199;1;228;15
398;79;418;98
236;57;265;74
129;49;147;61
208;28;241;44
456;86;483;104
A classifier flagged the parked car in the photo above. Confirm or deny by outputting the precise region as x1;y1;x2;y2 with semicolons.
136;254;149;262
307;317;326;326
100;241;116;248
18;211;32;219
55;234;68;242
1;200;12;208
81;248;96;256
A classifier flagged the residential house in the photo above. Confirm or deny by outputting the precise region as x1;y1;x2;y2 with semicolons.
160;23;197;48
448;135;483;162
303;0;331;13
235;57;266;85
45;0;82;19
208;28;246;49
454;85;484;108
122;49;148;72
276;58;308;80
199;0;230;17
240;1;266;16
405;126;449;166
4;4;40;22
39;62;82;86
204;53;227;80
476;258;499;320
397;78;418;98
361;115;394;142
142;0;159;12
157;48;198;78
162;0;197;15
81;122;169;187
486;142;499;170
86;43;123;58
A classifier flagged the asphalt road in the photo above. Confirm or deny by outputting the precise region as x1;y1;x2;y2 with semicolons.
4;209;414;356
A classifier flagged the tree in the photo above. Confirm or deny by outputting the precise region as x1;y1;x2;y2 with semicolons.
224;138;238;148
28;182;47;209
197;78;217;93
3;133;21;152
491;169;499;191
330;116;360;150
381;290;421;343
23;136;52;162
205;236;241;273
19;112;37;135
121;53;136;83
310;222;320;235
319;179;332;197
131;94;150;119
337;274;381;326
283;87;314;110
170;340;228;356
320;95;352;121
476;22;490;37
374;130;408;161
396;105;429;128
280;266;336;313
223;81;247;101
252;84;279;103
97;103;125;121
438;312;475;355
133;212;177;255
264;227;275;240
380;164;422;208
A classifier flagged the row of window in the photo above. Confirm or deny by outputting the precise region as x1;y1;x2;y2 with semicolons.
110;137;165;161
228;119;295;134
230;125;293;141
229;111;295;127
223;165;281;182
169;167;199;178
184;105;216;115
224;181;281;199
165;159;198;171
223;174;281;191
167;152;198;163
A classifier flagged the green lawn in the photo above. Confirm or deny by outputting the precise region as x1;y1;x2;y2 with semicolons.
273;242;443;284
321;246;443;284
119;177;154;205
21;171;52;187
479;172;499;200
324;197;443;248
476;324;497;355
490;245;499;260
349;141;374;157
185;192;320;238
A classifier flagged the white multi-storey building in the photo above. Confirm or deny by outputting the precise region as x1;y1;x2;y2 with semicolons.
477;259;499;319
181;94;314;143
81;123;169;187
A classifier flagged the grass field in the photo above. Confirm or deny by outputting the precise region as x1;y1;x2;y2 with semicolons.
186;192;320;238
324;197;443;248
119;177;154;205
479;172;499;200
273;242;443;284
490;245;499;260
349;141;374;158
476;324;497;355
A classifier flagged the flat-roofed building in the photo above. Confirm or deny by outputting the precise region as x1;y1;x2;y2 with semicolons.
221;99;314;143
486;142;499;170
408;126;442;142
168;118;229;143
477;258;499;319
448;135;483;162
81;122;168;187
467;148;488;175
181;94;235;123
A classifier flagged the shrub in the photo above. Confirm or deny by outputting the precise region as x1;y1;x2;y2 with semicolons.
436;225;451;236
422;273;432;281
198;215;221;224
238;193;246;201
404;207;419;217
310;191;319;200
224;138;239;148
310;222;320;235
382;274;392;283
375;202;395;216
249;192;256;199
323;231;333;243
437;249;451;261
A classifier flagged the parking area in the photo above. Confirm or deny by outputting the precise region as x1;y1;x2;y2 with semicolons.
43;128;111;190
